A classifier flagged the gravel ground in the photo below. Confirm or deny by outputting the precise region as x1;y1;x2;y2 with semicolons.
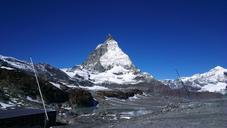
55;95;227;128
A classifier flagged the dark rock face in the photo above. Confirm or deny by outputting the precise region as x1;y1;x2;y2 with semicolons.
0;69;68;103
35;63;71;82
96;89;143;99
149;83;223;99
68;89;98;107
224;72;227;76
0;89;9;101
0;68;99;108
81;44;107;72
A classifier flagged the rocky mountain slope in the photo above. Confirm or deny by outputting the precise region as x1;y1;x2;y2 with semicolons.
162;66;227;94
62;35;153;85
0;55;98;109
0;55;70;82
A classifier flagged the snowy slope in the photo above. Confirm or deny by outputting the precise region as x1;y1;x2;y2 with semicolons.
0;55;33;71
62;35;153;84
162;66;227;94
99;38;132;69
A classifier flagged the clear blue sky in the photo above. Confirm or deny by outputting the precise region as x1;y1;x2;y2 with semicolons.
0;0;226;79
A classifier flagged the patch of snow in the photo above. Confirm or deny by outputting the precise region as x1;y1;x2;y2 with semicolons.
129;94;140;101
64;106;72;110
26;96;41;103
120;116;131;119
0;66;15;70
95;43;102;49
61;68;75;77
89;66;139;84
61;67;90;80
49;82;61;89
79;85;109;91
0;102;15;109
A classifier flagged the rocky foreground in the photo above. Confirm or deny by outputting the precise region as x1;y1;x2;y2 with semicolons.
54;93;227;128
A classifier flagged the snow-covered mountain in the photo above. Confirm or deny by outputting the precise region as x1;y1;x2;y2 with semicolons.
62;35;153;84
162;66;227;94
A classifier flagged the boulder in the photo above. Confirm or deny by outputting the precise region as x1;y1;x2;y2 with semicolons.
68;88;98;107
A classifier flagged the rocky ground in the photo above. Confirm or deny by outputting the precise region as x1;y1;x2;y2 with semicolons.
54;92;227;128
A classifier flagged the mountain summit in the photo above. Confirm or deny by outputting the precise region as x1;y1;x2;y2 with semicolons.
82;34;135;72
62;35;153;84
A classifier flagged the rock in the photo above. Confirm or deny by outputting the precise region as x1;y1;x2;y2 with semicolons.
0;68;99;108
68;88;98;107
0;68;69;103
96;89;143;99
224;72;227;76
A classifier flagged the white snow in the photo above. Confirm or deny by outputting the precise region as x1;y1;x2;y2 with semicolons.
129;94;140;101
62;64;147;85
61;67;90;80
0;66;15;70
60;81;109;90
100;39;132;69
0;102;15;109
26;96;41;103
49;82;61;89
79;85;109;91
0;55;33;71
61;68;76;78
181;66;227;83
89;66;139;84
199;82;226;94
163;66;227;94
120;116;131;119
95;43;102;49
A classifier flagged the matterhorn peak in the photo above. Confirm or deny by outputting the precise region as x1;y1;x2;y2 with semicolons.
212;66;224;70
106;33;114;41
83;35;134;72
62;35;153;84
96;34;119;50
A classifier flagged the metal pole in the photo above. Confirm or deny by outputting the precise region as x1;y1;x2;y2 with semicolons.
30;57;49;121
175;69;190;98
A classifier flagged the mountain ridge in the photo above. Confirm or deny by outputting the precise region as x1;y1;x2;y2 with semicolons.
1;35;226;94
162;66;227;94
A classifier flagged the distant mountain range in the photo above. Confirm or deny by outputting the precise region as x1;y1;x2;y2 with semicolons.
162;66;227;94
0;35;226;94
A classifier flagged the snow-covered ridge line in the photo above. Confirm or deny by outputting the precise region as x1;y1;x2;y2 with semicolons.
0;54;33;71
162;66;227;94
